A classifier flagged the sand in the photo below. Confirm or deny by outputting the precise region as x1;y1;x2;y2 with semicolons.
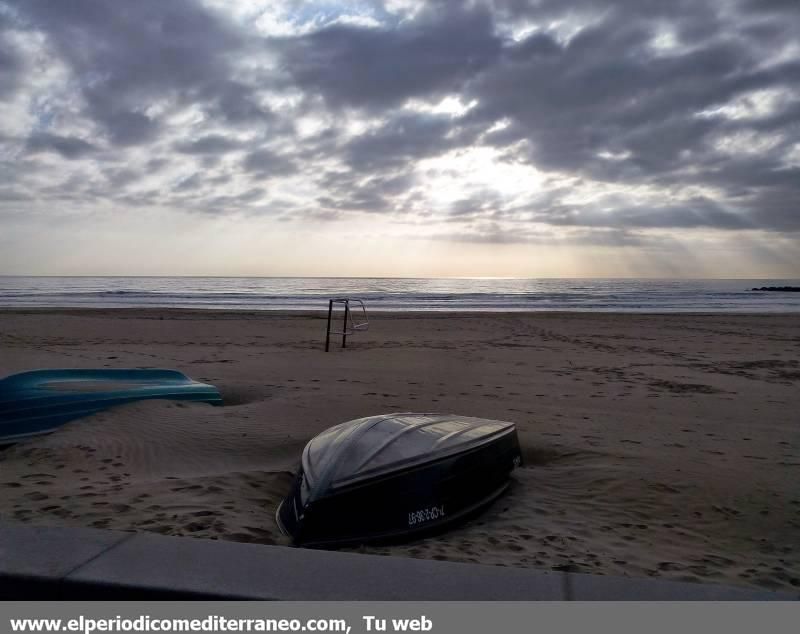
1;308;799;593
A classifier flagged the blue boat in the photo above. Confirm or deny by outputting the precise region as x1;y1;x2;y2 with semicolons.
0;369;223;444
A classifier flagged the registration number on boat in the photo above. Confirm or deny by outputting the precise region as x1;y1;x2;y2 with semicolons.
408;505;445;526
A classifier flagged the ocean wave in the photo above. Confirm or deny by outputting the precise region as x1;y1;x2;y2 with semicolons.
2;277;800;312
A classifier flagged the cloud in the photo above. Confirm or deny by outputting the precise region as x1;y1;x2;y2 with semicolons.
175;134;242;155
25;132;97;159
343;112;461;170
316;170;416;213
242;148;298;177
6;0;252;143
540;197;752;230
0;15;24;98
0;0;798;275
279;5;502;110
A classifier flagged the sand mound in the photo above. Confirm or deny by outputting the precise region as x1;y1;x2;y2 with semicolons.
0;400;300;545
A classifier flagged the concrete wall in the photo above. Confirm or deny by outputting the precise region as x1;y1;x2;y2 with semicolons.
0;522;794;600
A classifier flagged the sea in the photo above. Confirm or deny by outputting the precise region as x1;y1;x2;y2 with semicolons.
1;277;799;313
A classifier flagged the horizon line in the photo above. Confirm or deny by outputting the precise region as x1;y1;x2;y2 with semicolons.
1;275;798;281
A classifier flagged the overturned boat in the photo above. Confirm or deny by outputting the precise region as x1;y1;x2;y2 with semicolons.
0;369;222;444
277;413;522;547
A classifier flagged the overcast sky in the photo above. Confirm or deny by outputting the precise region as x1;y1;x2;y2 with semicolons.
0;0;798;277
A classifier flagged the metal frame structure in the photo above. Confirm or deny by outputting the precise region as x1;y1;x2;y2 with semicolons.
325;298;369;352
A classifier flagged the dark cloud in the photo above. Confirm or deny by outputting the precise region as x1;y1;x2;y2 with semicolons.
0;17;24;99
25;132;97;159
175;134;241;155
280;5;502;110
145;157;170;172
471;28;757;173
242;149;298;177
741;0;800;15
102;167;141;190
344;114;453;170
205;79;275;125
316;170;416;213
740;186;800;232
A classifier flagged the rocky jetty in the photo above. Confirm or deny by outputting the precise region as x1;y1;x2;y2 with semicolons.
751;286;800;292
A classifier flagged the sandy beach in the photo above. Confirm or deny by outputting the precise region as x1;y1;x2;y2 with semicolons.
1;309;798;593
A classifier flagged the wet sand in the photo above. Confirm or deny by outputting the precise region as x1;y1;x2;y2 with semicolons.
1;309;799;593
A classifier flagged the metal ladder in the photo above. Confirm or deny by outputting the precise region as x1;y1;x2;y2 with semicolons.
325;298;369;352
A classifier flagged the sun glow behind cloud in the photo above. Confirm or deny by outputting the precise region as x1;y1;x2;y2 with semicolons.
417;146;543;207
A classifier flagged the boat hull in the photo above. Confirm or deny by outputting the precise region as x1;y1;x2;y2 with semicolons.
0;369;223;444
278;423;521;547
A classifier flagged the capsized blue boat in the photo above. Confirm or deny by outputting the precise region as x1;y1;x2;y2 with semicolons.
0;369;222;444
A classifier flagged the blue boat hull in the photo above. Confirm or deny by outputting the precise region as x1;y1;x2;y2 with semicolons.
0;369;223;444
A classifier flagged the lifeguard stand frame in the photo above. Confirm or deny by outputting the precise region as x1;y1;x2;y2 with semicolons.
325;298;369;352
